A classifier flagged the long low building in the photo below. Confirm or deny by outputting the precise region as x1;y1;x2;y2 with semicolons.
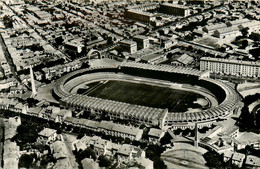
124;9;155;23
99;121;143;141
120;61;209;77
64;117;143;141
160;3;190;17
200;57;260;78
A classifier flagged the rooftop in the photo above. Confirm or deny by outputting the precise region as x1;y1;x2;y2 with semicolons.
99;121;143;137
133;35;149;40
50;141;68;160
141;53;163;62
223;150;234;158
161;3;188;9
204;23;227;32
81;158;100;169
38;128;57;137
53;158;72;169
135;157;153;167
236;132;260;145
200;57;260;66
175;53;194;65
148;128;165;138
120;40;137;46
232;152;245;162
245;155;260;167
215;26;240;34
127;9;155;17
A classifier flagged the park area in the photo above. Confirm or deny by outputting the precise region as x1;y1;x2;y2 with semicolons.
77;80;209;112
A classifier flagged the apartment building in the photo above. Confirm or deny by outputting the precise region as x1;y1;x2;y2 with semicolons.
200;57;260;78
160;3;190;17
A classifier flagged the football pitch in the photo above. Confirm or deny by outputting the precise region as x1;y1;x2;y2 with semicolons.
79;80;205;112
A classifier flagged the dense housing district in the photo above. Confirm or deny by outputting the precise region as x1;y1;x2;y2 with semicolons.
0;0;260;169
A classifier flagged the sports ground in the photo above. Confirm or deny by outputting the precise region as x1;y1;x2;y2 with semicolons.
78;80;208;112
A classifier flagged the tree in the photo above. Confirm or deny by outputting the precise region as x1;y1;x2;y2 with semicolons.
55;36;64;46
19;154;35;168
100;112;110;121
160;132;172;145
203;150;223;168
146;145;166;161
174;128;182;135
77;132;85;139
249;47;260;60
12;117;47;150
250;32;260;42
26;98;39;107
140;124;146;129
241;27;249;37
3;15;13;28
256;110;260;129
166;53;173;59
239;106;253;128
125;138;131;144
154;158;167;169
81;61;90;69
78;147;97;161
198;126;209;133
146;145;167;169
235;35;244;41
182;128;191;136
98;155;111;167
107;37;113;45
241;40;249;49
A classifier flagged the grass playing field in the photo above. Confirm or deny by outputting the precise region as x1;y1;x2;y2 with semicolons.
78;80;207;112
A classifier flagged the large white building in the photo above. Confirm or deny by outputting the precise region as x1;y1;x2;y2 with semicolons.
200;57;260;78
213;26;240;38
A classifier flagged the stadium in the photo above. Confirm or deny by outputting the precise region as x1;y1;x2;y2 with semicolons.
53;61;240;129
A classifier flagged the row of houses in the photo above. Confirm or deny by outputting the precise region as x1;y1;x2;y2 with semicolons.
42;60;82;80
0;78;17;90
202;18;260;39
36;128;154;168
0;14;64;71
223;150;260;168
0;98;145;141
0;104;149;168
39;117;164;146
0;96;168;145
202;122;260;151
64;117;144;141
74;135;147;164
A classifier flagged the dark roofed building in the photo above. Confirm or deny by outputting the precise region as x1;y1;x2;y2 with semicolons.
160;3;190;17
